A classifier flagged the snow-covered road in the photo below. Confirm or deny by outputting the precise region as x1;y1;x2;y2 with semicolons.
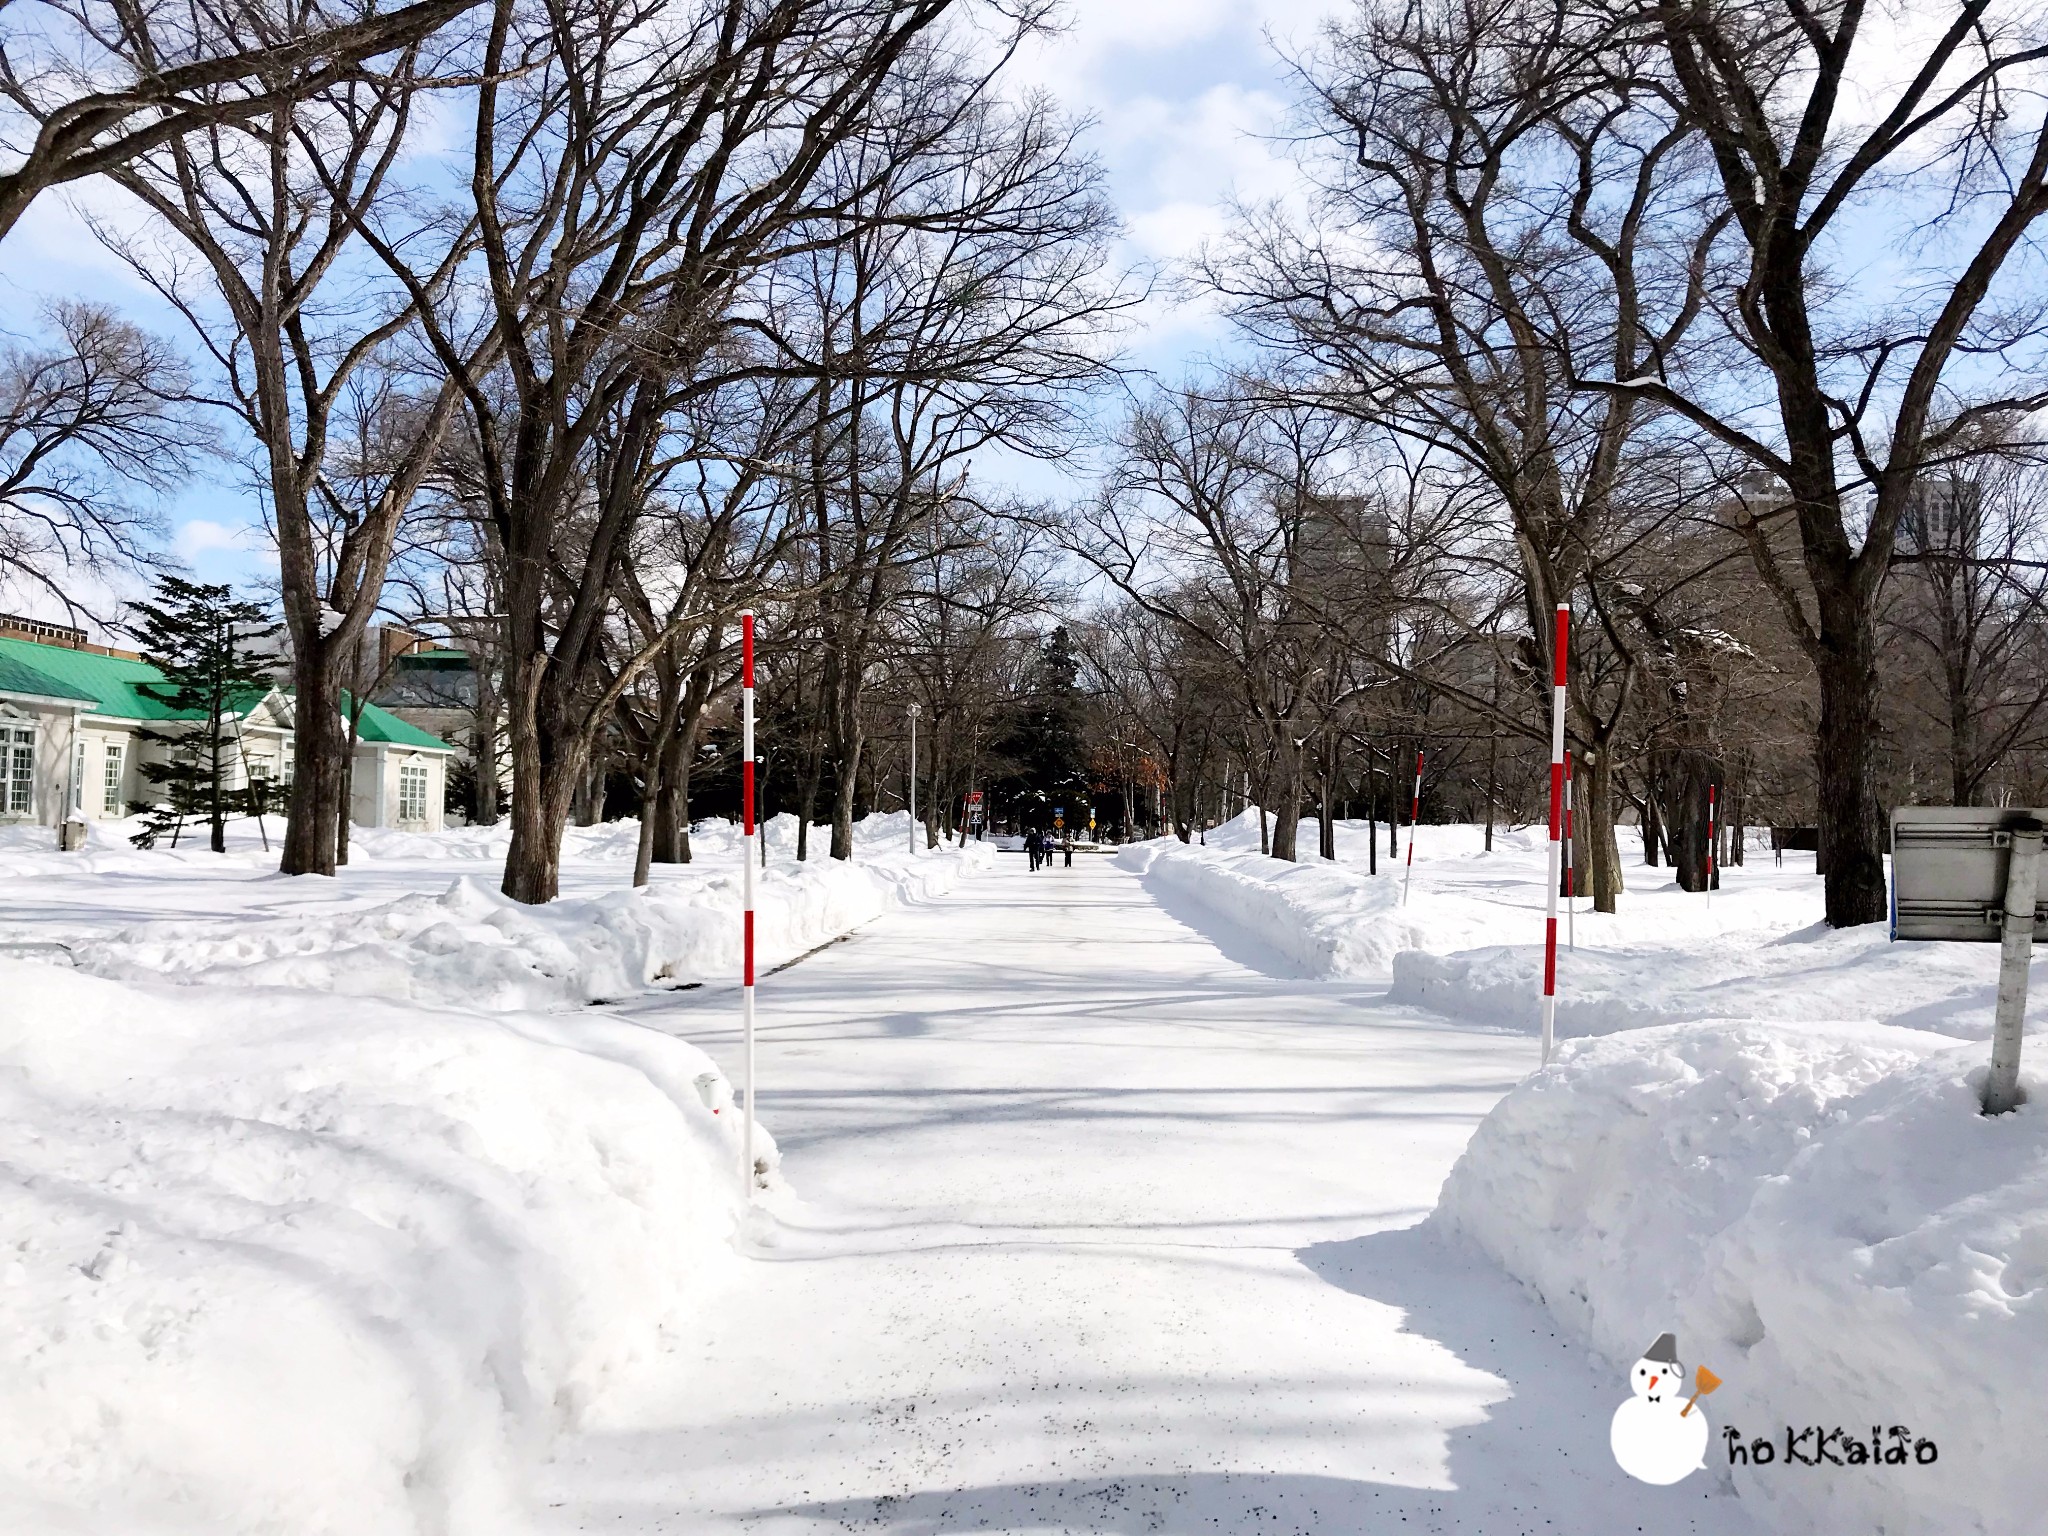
541;856;1755;1534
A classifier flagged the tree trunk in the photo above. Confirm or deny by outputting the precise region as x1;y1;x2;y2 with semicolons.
471;683;501;826
1812;628;1889;924
633;674;684;888
652;727;687;863
1484;732;1497;852
831;739;862;861
1367;756;1379;875
336;709;362;866
1319;732;1336;861
795;725;824;861
1587;749;1622;913
1387;755;1399;859
1269;732;1302;861
1669;752;1719;893
1641;759;1661;866
633;758;660;888
284;663;346;876
500;657;584;905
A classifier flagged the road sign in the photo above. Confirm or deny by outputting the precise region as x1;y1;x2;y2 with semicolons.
1892;806;2047;1114
1891;807;2048;941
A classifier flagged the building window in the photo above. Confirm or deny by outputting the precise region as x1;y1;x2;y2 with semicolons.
5;725;33;815
103;743;124;815
73;739;85;810
398;762;428;825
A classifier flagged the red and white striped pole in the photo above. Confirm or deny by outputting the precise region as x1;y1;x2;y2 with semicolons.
1564;749;1576;949
1706;783;1717;911
1401;748;1423;905
1542;603;1568;1065
740;610;757;1196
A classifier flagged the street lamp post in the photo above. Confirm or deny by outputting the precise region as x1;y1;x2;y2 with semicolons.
907;702;921;855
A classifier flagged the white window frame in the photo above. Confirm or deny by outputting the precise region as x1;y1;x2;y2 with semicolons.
72;737;85;810
397;761;429;825
103;741;125;815
4;721;35;817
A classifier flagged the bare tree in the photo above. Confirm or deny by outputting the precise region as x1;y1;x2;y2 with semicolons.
1884;458;2048;805
93;23;483;876
0;300;198;609
1215;0;1729;906
0;0;484;240
1573;0;2048;924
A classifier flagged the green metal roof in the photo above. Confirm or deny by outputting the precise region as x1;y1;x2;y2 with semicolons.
0;636;451;750
0;645;99;704
343;691;452;750
0;636;199;717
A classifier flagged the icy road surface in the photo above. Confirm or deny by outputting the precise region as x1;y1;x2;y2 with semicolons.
541;855;1754;1535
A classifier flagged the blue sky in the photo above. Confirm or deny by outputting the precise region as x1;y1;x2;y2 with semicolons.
0;0;1337;614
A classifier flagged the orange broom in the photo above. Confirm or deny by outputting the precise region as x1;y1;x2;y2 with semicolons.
1682;1366;1723;1417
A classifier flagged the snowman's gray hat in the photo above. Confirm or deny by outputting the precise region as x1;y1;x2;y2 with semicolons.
1640;1333;1682;1366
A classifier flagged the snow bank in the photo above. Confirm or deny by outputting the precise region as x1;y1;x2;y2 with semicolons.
1389;925;2046;1041
0;959;766;1535
1435;1020;2046;1536
70;813;995;1012
1117;835;1497;976
1121;815;2025;1043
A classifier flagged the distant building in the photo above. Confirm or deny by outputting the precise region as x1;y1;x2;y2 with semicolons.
1896;477;1983;558
0;618;453;833
370;632;504;806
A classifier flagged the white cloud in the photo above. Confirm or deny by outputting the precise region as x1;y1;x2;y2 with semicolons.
174;519;261;560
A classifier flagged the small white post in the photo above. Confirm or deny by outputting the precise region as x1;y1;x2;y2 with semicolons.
740;611;757;1196
1985;818;2042;1115
1542;604;1568;1065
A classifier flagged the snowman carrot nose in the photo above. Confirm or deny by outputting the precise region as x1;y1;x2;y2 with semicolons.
1681;1366;1723;1417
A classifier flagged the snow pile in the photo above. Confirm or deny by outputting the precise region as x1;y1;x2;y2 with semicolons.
1389;924;2047;1041
1435;1019;2046;1536
1117;834;1500;977
71;813;994;1012
0;959;767;1535
1118;814;2029;1043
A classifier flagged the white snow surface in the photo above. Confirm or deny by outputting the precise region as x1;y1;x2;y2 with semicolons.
1436;1020;2045;1536
6;802;2040;1534
1123;811;2044;1534
0;959;764;1535
1121;812;2037;1041
0;812;986;1534
1;811;994;1011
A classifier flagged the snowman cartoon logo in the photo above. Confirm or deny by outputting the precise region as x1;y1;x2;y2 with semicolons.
1610;1333;1719;1485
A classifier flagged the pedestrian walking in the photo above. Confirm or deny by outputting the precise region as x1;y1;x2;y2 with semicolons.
1024;827;1042;871
1061;832;1073;868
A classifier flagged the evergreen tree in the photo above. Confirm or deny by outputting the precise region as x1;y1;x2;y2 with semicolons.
126;576;275;852
996;627;1094;828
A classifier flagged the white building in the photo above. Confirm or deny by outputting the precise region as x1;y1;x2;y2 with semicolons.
0;624;454;834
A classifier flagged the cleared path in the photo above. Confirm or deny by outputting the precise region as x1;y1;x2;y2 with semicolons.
540;856;1753;1534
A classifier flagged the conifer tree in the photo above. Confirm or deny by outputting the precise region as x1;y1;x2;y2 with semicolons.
997;627;1095;829
126;577;275;852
